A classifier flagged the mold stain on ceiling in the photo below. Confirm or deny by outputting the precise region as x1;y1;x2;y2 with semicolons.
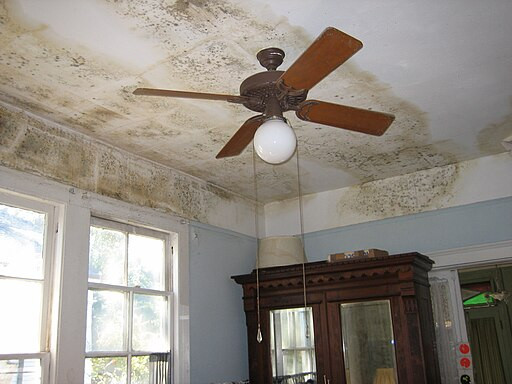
0;0;511;203
337;162;461;219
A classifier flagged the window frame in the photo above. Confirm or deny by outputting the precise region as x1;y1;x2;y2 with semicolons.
85;217;174;382
0;190;58;384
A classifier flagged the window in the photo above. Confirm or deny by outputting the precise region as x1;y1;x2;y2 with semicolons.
461;281;496;307
0;192;56;384
85;218;172;384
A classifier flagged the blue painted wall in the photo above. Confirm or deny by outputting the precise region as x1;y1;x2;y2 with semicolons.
189;222;256;384
303;197;512;261
188;197;512;382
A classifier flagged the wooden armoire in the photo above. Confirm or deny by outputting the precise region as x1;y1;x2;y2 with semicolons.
232;252;441;384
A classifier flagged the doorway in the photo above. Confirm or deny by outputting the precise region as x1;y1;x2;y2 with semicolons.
459;266;512;384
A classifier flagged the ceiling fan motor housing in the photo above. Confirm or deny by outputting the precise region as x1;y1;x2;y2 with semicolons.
240;70;308;114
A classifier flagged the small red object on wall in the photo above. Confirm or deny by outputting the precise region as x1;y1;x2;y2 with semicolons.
459;343;470;354
460;357;471;368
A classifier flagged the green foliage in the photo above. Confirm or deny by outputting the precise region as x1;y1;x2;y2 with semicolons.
89;356;149;384
90;357;126;384
131;356;150;384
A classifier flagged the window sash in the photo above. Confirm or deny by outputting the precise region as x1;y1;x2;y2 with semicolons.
86;286;173;355
87;218;173;360
88;282;172;296
0;352;50;383
91;217;169;241
0;191;56;356
89;217;172;291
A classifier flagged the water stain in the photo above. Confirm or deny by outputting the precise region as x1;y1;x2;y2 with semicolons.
169;175;207;220
337;163;460;219
0;107;26;149
96;148;127;200
205;182;236;201
0;103;249;223
477;106;512;154
87;105;127;124
0;0;494;206
9;118;97;189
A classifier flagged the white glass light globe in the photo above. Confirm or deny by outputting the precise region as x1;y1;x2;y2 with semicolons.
253;118;297;164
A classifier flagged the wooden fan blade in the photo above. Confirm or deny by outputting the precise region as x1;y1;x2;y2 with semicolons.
133;88;248;104
278;27;362;92
216;115;265;158
296;100;394;136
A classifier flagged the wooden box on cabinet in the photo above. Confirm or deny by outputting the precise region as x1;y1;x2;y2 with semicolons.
232;252;441;384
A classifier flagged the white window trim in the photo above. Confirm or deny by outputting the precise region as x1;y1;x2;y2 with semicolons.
427;240;512;382
427;240;512;342
0;190;58;384
86;217;174;366
0;166;190;384
428;240;512;271
87;212;189;384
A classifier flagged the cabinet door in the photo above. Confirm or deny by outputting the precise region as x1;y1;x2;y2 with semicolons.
265;301;333;384
327;299;399;384
269;307;317;382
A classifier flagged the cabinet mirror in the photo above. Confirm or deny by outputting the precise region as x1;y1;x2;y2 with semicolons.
270;307;316;384
340;300;398;384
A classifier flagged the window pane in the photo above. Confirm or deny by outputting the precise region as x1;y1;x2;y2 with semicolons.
89;227;126;285
86;290;125;352
132;294;168;351
130;356;149;384
0;279;43;353
0;359;41;384
0;204;45;279
85;357;127;384
128;234;165;290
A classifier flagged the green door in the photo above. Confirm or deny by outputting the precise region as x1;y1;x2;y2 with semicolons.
465;304;512;384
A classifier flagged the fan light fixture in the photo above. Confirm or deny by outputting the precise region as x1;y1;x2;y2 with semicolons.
253;117;297;164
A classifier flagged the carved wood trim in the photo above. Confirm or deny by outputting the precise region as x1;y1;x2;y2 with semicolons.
232;252;440;384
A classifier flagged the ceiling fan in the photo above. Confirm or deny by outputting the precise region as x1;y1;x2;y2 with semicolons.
133;27;395;161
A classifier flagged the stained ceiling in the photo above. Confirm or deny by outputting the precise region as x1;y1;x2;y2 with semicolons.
1;0;511;202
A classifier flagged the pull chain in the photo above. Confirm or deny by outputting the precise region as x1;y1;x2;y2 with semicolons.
296;146;309;338
253;149;263;343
